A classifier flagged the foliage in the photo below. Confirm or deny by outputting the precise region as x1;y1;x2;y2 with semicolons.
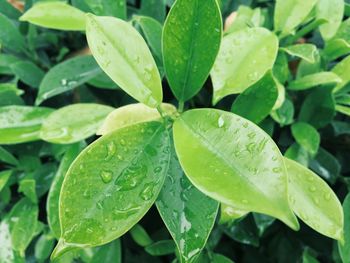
0;0;350;262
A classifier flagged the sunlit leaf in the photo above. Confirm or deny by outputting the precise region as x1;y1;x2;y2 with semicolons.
317;0;344;40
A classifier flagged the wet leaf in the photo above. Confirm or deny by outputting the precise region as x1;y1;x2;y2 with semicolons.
51;122;170;259
211;27;278;104
173;109;299;230
163;0;222;102
97;103;177;135
20;2;86;31
86;14;162;108
274;0;318;35
220;204;248;224
0;106;53;144
338;193;350;263
317;0;344;40
285;158;343;241
281;44;318;63
156;140;219;262
40;104;113;144
291;122;320;156
231;72;278;124
288;72;342;90
36;56;101;105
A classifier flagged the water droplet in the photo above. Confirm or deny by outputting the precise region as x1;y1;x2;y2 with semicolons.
324;192;331;200
140;183;156;201
272;167;282;173
218;116;225;128
114;163;147;191
309;186;316;192
154;166;162;173
145;145;157;156
96;201;103;209
120;139;126;146
100;170;113;183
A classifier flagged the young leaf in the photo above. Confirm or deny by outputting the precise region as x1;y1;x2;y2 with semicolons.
274;0;318;35
316;0;344;40
336;104;350;116
285;158;344;241
298;87;335;128
291;122;320;156
40;103;114;144
47;143;84;239
90;239;122;263
9;198;39;255
86;14;162;108
231;72;278;124
288;72;342;91
0;106;53;144
10;61;45;88
173;109;299;230
162;0;222;102
0;170;12;192
145;240;176;256
332;54;350;93
211;27;278;104
18;179;37;203
36;56;102;105
280;44;318;64
97;103;176;136
156;140;219;263
0;146;18;166
51;122;170;259
20;2;86;31
0;13;26;53
338;193;350;263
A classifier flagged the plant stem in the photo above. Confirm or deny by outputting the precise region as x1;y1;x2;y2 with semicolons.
178;101;184;113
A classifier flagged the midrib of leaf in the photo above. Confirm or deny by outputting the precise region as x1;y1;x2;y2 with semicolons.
180;0;199;101
179;117;286;207
62;124;169;244
93;18;151;92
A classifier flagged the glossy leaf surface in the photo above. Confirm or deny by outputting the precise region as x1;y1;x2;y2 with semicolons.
274;0;318;35
288;72;342;91
332;54;350;93
317;0;344;40
291;122;320;156
211;27;278;104
0;106;53;144
20;2;86;31
173;109;299;230
86;14;162;108
231;72;278;124
97;103;176;135
281;44;318;63
36;56;101;105
162;0;222;102
156;140;219;262
339;193;350;263
40;104;114;144
285;158;343;241
52;122;170;259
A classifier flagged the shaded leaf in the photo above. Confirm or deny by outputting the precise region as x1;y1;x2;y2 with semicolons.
291;122;320;156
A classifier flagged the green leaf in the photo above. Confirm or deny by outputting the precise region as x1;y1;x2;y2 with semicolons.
309;148;340;184
274;0;318;35
231;72;278;124
86;14;162;108
18;179;37;203
302;249;320;263
288;72;342;91
97;103;177;136
0;170;12;192
34;234;55;263
0;106;53;144
84;0;126;19
47;143;84;239
316;0;344;40
129;224;153;247
285;158;344;241
338;193;350;263
173;109;299;230
0;13;26;53
336;104;350;116
285;143;309;167
51;122;170;259
36;56;101;105
145;240;176;256
156;140;219;263
90;239;122;263
139;0;165;22
323;38;350;61
281;44;318;63
0;0;21;19
20;1;86;31
10;61;45;88
211;27;278;104
40;103;113;144
299;87;335;128
220;204;248;224
291;122;320;156
0;146;18;166
162;0;222;102
0;220;15;262
212;253;235;263
9;198;39;255
271;98;294;126
225;6;261;34
332;54;350;93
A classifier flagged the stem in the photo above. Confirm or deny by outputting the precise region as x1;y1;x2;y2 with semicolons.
283;18;328;45
156;105;165;119
178;101;184;113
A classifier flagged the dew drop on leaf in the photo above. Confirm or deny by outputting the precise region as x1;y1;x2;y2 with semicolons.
100;170;113;183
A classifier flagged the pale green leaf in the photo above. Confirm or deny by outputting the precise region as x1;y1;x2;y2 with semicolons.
163;0;222;102
40;103;113;144
97;103;177;136
220;204;248;224
281;44;318;63
211;27;278;104
338;193;350;263
288;72;342;90
317;0;344;40
86;14;162;108
20;2;86;31
173;109;299;230
332;54;350;93
336;104;350;116
285;158;343;241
